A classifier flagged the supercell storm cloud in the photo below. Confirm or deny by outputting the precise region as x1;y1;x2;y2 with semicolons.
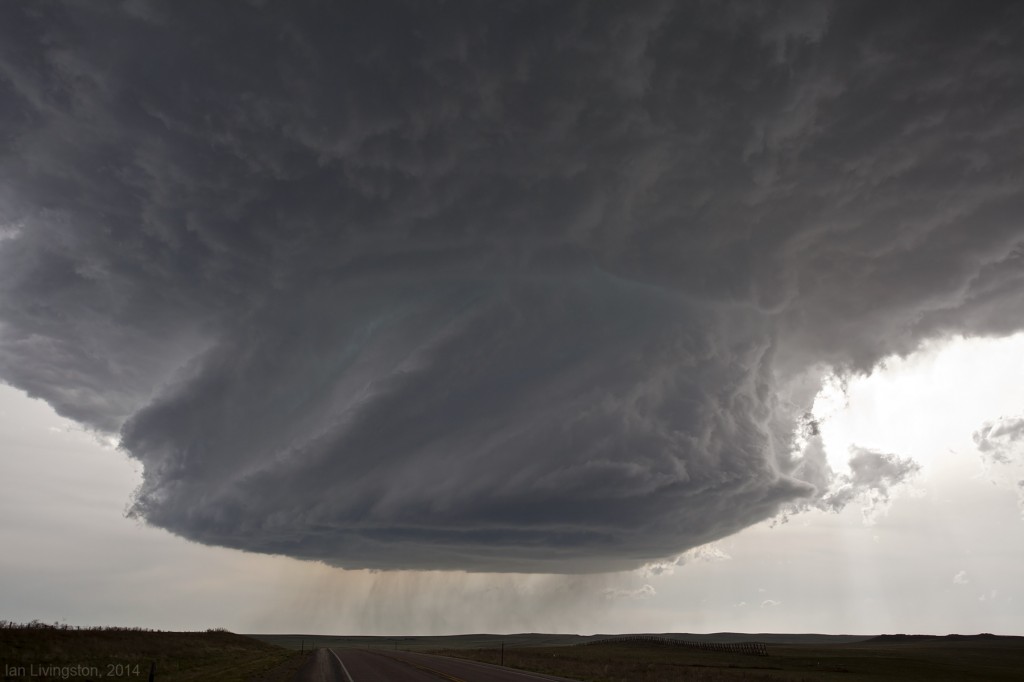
1;1;1023;571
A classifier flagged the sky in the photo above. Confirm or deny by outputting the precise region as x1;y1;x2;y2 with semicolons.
1;1;1024;635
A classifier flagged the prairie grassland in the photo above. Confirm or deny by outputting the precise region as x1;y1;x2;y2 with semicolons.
252;631;590;651
0;624;306;682
431;635;1024;681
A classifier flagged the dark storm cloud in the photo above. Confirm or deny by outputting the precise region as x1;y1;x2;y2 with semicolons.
2;1;1024;571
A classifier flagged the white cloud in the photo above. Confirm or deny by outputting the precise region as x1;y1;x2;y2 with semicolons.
781;440;921;525
974;415;1024;517
953;570;969;585
639;543;732;577
974;416;1024;464
604;584;656;601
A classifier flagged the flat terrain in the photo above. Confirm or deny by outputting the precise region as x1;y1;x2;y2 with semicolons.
250;632;870;652
432;635;1024;681
331;649;581;682
7;627;1019;681
0;625;306;681
253;632;594;652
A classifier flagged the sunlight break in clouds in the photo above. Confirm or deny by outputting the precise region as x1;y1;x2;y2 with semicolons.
808;333;1024;518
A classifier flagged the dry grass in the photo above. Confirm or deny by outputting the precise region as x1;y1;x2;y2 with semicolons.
432;640;794;681
0;623;306;682
431;635;1024;682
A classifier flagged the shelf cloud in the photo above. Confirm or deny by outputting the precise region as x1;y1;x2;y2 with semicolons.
2;1;1024;571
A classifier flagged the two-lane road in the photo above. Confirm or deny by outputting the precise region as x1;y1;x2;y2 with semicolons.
295;648;580;682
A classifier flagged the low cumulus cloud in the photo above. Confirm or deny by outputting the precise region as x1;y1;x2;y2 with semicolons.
2;2;1024;571
777;438;920;524
821;448;922;523
604;584;657;601
640;543;731;577
973;415;1024;516
974;416;1024;465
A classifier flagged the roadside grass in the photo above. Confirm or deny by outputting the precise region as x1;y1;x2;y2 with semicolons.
431;641;786;681
0;623;306;682
431;636;1024;681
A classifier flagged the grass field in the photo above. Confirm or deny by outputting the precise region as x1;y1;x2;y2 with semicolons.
251;631;593;651
430;635;1024;681
0;624;307;682
249;631;871;653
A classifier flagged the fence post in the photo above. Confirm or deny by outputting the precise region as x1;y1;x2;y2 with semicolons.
148;661;156;682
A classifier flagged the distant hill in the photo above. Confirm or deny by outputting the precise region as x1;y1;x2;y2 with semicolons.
869;633;1024;644
589;632;875;645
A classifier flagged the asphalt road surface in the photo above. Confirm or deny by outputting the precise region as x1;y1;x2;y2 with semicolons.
293;648;351;682
295;648;581;682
